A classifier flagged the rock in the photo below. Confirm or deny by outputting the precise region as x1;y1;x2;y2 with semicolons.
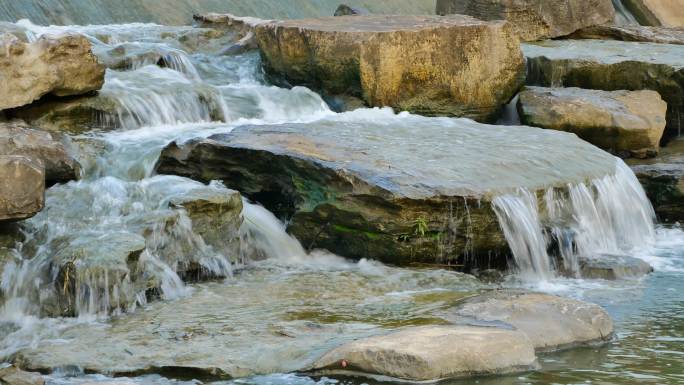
435;0;615;41
0;156;44;222
154;112;619;267
0;123;81;185
630;138;684;223
255;15;524;121
569;24;684;45
334;4;369;16
0;365;44;385
448;291;614;351
579;254;653;279
517;87;667;158
524;39;684;141
0;33;105;111
621;0;684;27
8;96;120;134
310;325;537;381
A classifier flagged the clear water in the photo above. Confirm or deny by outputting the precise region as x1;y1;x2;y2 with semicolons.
0;20;682;385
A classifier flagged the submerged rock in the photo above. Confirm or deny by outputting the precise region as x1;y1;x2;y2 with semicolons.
309;325;537;381
436;0;615;41
579;254;653;280
524;40;684;141
621;0;684;27
0;33;105;110
255;15;524;121
0;123;81;185
569;24;684;45
0;156;44;222
448;291;614;351
155;112;619;268
518;87;667;158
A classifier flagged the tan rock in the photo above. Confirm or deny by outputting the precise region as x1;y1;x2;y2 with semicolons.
622;0;684;27
0;365;44;385
450;291;614;351
0;32;105;111
255;15;524;121
569;24;684;45
518;87;667;158
436;0;615;41
310;326;537;381
0;123;81;185
0;155;44;222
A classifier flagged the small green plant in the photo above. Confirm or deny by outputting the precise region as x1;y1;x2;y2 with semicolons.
413;217;429;237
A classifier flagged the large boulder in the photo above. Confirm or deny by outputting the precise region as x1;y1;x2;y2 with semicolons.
622;0;684;27
0;156;44;222
0;123;81;185
0;33;105;111
309;326;537;381
518;87;667;158
255;15;525;121
154;112;619;268
524;40;684;141
569;24;684;45
447;291;614;351
435;0;615;41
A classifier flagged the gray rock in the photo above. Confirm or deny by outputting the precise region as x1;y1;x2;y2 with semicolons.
334;4;369;16
569;24;684;45
0;156;44;222
579;254;653;280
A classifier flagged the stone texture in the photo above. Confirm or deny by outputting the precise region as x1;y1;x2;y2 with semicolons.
8;96;120;134
0;365;45;385
0;33;105;111
518;87;667;158
524;39;684;141
0;156;44;222
334;4;369;16
436;0;615;41
569;24;684;45
448;291;614;351
154;113;619;268
579;254;653;280
622;0;684;27
255;15;525;121
0;123;81;185
310;325;537;381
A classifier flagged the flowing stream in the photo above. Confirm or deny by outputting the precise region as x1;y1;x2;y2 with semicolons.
0;19;682;385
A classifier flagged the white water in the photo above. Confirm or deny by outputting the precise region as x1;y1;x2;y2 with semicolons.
612;0;640;25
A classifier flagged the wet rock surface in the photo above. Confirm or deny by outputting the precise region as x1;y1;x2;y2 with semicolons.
0;156;44;222
447;291;615;351
155;113;618;267
436;0;615;41
578;254;654;280
0;123;81;185
622;0;684;27
0;33;105;110
309;325;537;381
524;39;684;141
255;15;524;121
518;87;667;158
334;4;369;16
569;24;684;45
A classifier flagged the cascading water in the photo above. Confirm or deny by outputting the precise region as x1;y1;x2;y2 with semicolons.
612;0;640;25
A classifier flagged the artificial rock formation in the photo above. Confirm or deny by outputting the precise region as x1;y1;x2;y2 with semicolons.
154;113;619;268
0;156;44;222
310;326;537;381
622;0;684;27
255;15;525;121
0;32;105;111
435;0;615;41
524;40;684;141
518;87;667;158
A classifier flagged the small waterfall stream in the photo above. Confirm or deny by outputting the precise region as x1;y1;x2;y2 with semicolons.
612;0;640;25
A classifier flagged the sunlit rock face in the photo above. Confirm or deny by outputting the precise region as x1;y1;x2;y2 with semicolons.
0;33;105;110
622;0;684;27
524;40;684;141
435;0;615;41
518;87;667;158
255;15;525;122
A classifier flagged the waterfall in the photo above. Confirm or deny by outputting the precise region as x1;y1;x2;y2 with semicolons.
612;0;640;25
493;160;655;280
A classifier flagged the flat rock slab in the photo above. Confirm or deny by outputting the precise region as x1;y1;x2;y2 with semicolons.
0;156;44;222
155;112;618;266
579;254;653;280
255;15;524;121
569;24;684;45
523;39;684;140
309;325;537;381
518;87;667;158
0;33;105;110
436;0;615;41
447;291;614;351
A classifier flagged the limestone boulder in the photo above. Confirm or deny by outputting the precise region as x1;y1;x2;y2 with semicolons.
0;123;81;185
309;325;537;381
154;112;619;268
0;156;44;222
622;0;684;27
518;87;667;158
448;291;614;351
524;40;684;141
579;254;653;280
569;25;684;45
0;33;105;111
436;0;615;41
255;15;525;121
